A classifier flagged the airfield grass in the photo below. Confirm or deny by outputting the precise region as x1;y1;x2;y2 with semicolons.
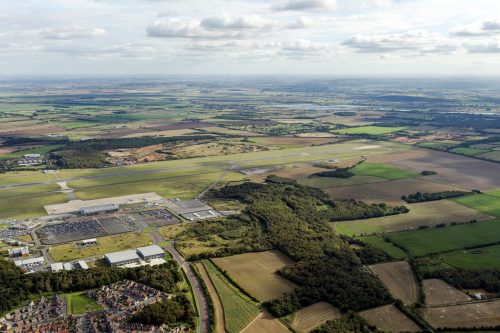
0;171;56;186
202;260;260;333
452;194;500;217
0;184;61;198
387;219;500;257
441;244;500;270
357;236;407;259
0;145;62;160
331;126;406;135
66;291;102;315
49;232;154;262
0;192;68;219
350;163;418;180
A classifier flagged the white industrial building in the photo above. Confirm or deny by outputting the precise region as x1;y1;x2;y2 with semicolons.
77;238;98;247
80;203;119;216
137;245;165;261
105;249;141;267
50;262;64;272
14;257;45;268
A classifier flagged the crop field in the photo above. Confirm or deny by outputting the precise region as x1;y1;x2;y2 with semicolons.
48;232;153;261
368;261;418;305
357;236;407;259
452;194;500;218
325;178;460;204
332;200;491;236
371;148;500;191
288;302;342;333
331;126;406;135
202;260;260;333
66;292;102;315
451;147;490;156
212;250;297;301
422;279;472;306
478;150;500;162
441;244;500;269
194;263;226;333
387;219;500;256
359;304;421;333
240;311;290;333
422;300;500;329
350;163;418;180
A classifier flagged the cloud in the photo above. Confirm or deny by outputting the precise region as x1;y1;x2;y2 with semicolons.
287;16;315;29
465;38;500;53
40;26;106;40
451;19;500;36
342;30;460;54
200;14;277;30
275;0;338;12
148;14;277;39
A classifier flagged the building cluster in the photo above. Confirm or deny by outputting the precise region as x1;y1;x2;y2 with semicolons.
104;245;165;267
8;246;30;258
0;295;67;332
166;199;221;221
17;154;43;167
50;260;89;272
14;256;45;270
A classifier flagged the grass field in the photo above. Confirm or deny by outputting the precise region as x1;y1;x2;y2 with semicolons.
212;250;297;301
350;163;417;180
49;232;154;261
452;194;500;218
300;175;385;189
359;304;421;333
331;126;406;135
387;219;500;257
422;300;500;329
422;279;472;306
66;291;102;315
368;261;418;305
332;200;491;236
288;302;341;333
450;147;489;156
202;260;260;333
441;244;500;269
357;236;407;259
0;192;68;219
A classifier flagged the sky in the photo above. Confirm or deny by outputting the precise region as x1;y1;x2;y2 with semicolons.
1;0;500;76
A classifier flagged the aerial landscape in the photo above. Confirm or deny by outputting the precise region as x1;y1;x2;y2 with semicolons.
1;1;500;333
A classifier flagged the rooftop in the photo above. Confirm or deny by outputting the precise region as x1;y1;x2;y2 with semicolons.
137;245;165;258
105;249;140;264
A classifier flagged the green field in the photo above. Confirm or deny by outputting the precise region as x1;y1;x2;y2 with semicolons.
66;291;102;315
441;244;500;269
0;192;68;219
452;194;500;218
331;126;406;135
350;163;418;180
49;232;154;261
299;175;385;188
387;219;500;257
202;260;260;333
450;147;489;156
357;236;407;259
0;145;62;160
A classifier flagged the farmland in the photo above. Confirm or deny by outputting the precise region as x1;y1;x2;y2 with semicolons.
240;311;290;333
331;126;407;135
212;250;297;301
452;193;500;218
48;232;154;262
333;200;490;236
387;219;500;257
440;244;500;269
288;302;342;333
368;261;419;305
349;163;418;180
422;300;500;329
357;236;407;259
422;279;472;306
201;260;260;333
359;304;421;333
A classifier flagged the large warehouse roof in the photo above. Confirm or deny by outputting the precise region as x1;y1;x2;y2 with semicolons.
137;245;164;258
80;203;119;215
105;249;140;264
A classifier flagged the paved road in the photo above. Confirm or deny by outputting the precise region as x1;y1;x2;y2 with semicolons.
165;241;210;333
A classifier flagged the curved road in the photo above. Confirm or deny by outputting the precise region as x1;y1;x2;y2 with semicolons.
165;241;210;333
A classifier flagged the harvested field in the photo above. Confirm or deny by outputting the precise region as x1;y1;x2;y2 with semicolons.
241;311;290;333
333;200;491;236
212;250;297;301
122;128;199;138
368;261;418;305
368;148;500;191
325;178;461;204
290;302;342;333
423;279;472;306
301;175;385;189
359;304;421;333
251;136;339;147
422;300;500;329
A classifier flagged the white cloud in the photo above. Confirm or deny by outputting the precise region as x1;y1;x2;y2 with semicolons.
343;30;460;54
452;19;500;36
200;14;277;31
275;0;338;12
287;16;315;29
40;26;106;40
465;38;500;53
147;19;206;38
